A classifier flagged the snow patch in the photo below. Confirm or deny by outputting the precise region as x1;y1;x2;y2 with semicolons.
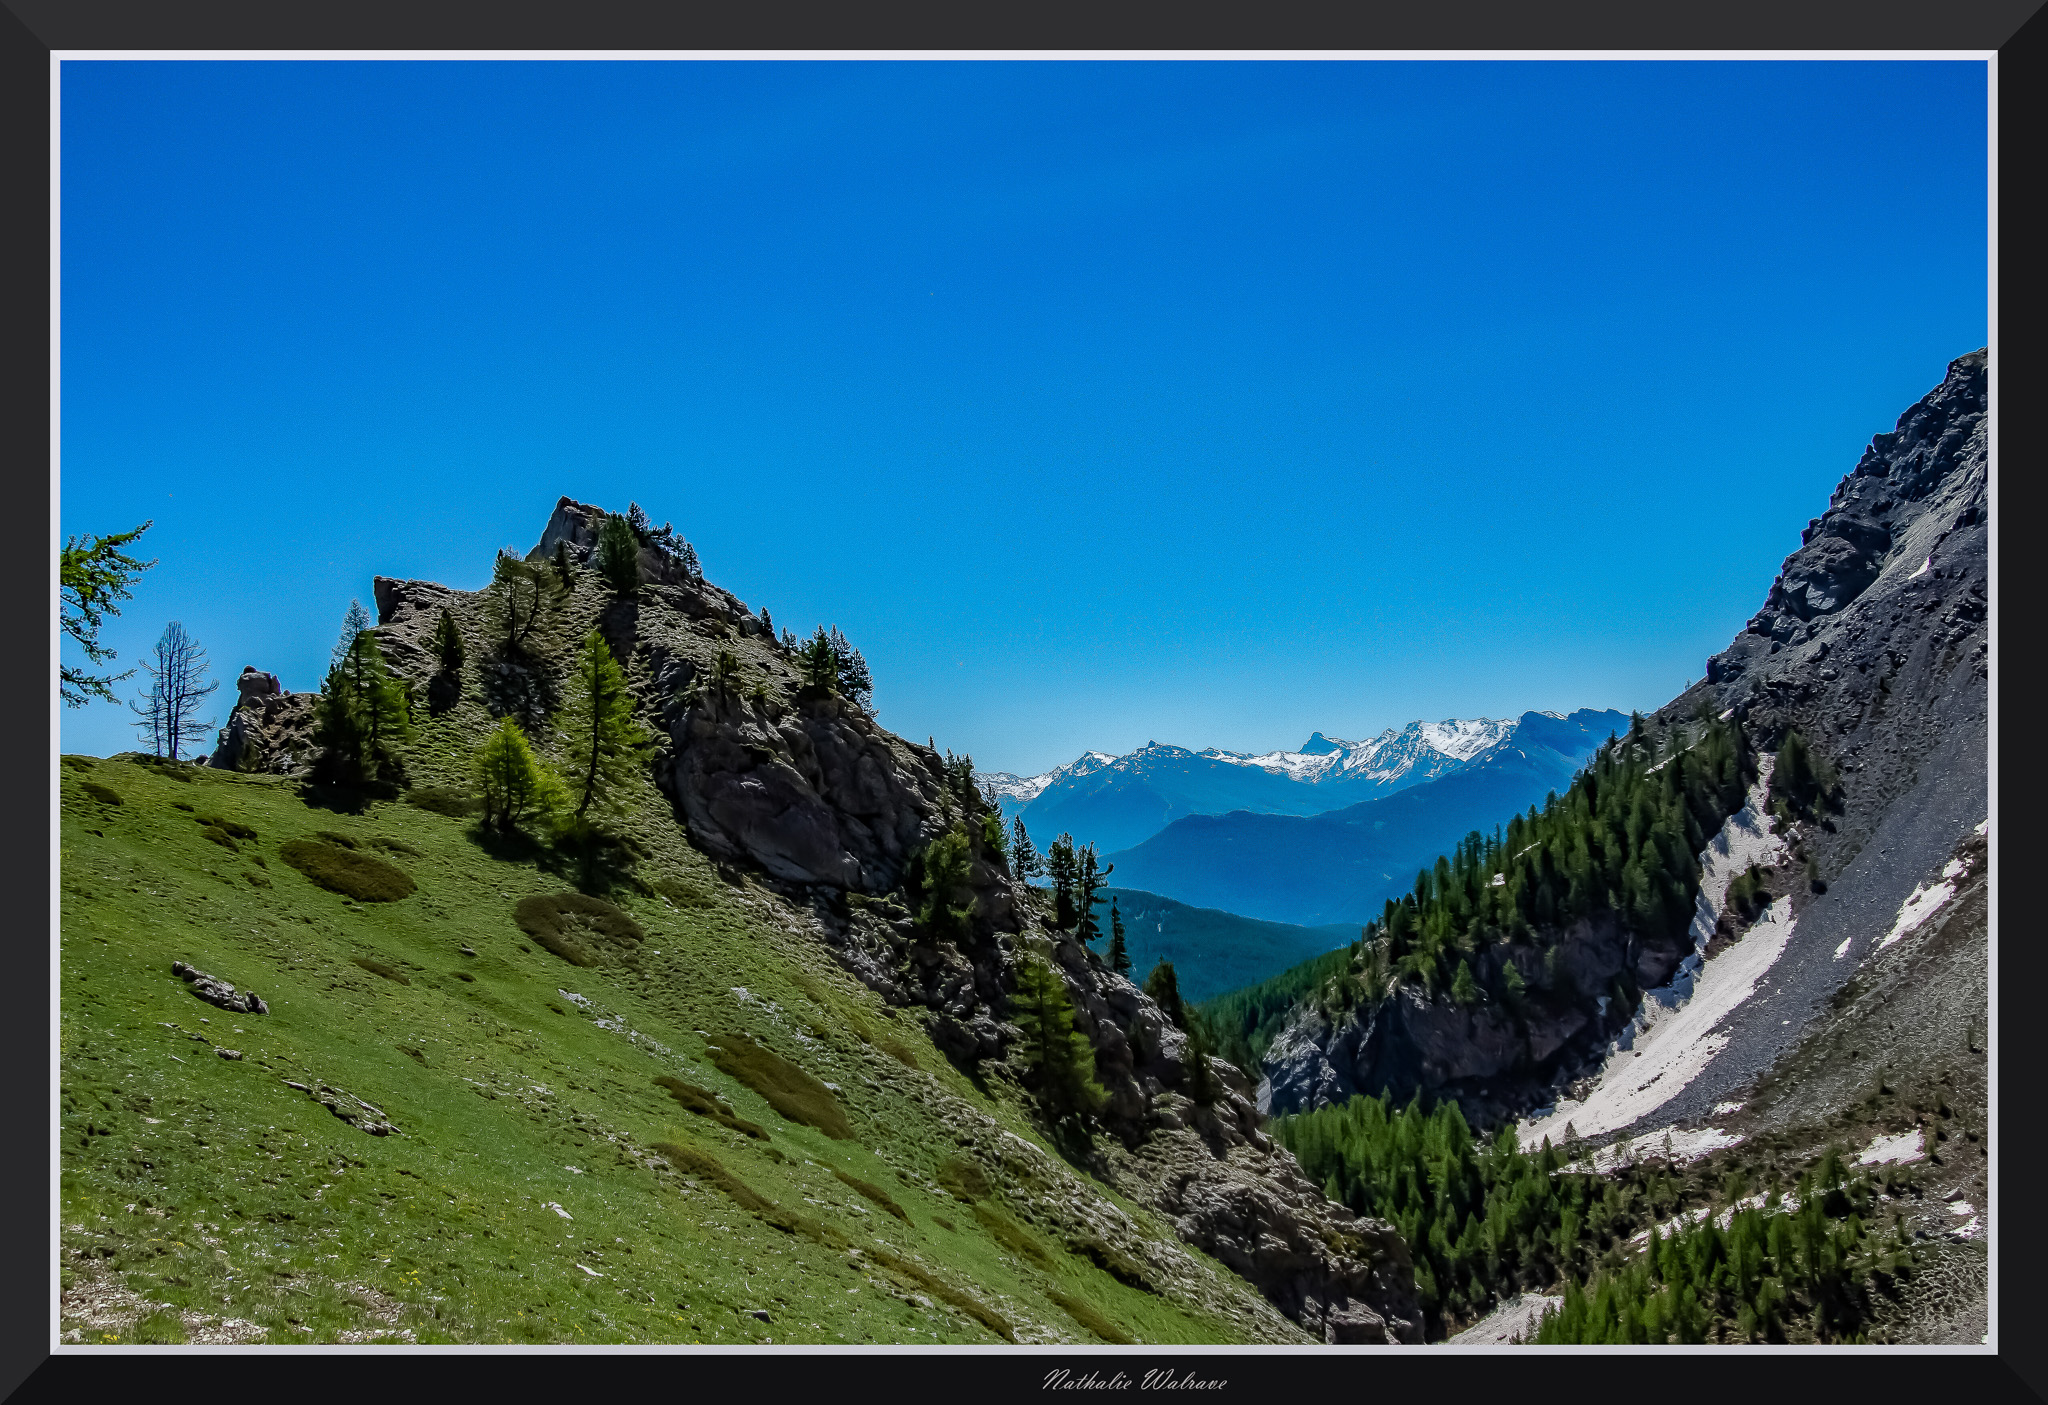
1974;819;1988;837
1589;1125;1744;1173
1834;936;1853;960
1713;1101;1744;1116
1875;880;1956;952
1519;762;1792;1149
1949;1201;1975;1216
1855;1130;1925;1167
1908;556;1931;579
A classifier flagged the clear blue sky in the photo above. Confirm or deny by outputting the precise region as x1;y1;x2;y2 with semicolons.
58;59;1988;775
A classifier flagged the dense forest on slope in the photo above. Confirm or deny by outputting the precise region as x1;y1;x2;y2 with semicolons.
1275;1096;1918;1343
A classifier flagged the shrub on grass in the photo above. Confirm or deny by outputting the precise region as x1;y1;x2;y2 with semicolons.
79;782;123;806
196;813;256;840
278;838;418;902
407;787;478;818
936;1155;992;1204
704;1033;853;1139
514;893;645;967
368;836;420;857
62;755;95;772
861;1244;1016;1342
648;1141;838;1244
1065;1235;1158;1293
351;957;411;986
972;1202;1054;1268
654;1075;769;1140
1046;1286;1133;1345
830;1167;909;1222
654;877;716;909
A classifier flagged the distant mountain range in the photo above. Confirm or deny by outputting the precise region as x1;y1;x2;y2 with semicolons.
978;713;1585;857
1102;708;1629;926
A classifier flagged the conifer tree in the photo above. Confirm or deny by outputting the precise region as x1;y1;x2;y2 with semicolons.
310;661;369;786
913;825;978;944
557;629;653;822
332;599;373;667
796;628;838;695
596;514;641;595
1144;959;1185;1026
1451;959;1479;1007
551;539;576;591
474;716;561;835
490;550;564;654
60;520;155;707
1009;955;1106;1122
1011;818;1044;884
827;626;874;713
314;628;412;786
432;607;465;676
1046;833;1079;929
1075;842;1113;945
1107;897;1131;975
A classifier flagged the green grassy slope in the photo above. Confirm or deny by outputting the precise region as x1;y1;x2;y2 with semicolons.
58;753;1303;1346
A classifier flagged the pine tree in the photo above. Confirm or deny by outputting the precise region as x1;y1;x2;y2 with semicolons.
332;599;373;668
1144;959;1185;1025
796;628;838;695
1011;818;1044;884
1046;833;1079;929
310;661;369;786
490;550;564;654
1009;955;1106;1122
558;629;653;822
827;626;874;713
1075;842;1113;945
474;716;562;835
551;539;576;591
1107;897;1131;975
1451;959;1479;1007
914;825;978;943
432;607;465;676
596;514;642;595
314;628;412;786
60;520;155;707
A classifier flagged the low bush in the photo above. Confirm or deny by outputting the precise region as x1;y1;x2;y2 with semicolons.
79;782;123;806
278;839;418;903
407;787;478;818
936;1155;992;1204
351;956;411;985
196;814;257;841
1065;1235;1157;1294
705;1033;853;1140
654;877;717;910
1045;1287;1133;1345
369;836;421;857
649;1141;841;1245
830;1166;909;1222
62;755;96;772
514;893;645;967
862;1244;1015;1342
972;1202;1054;1268
654;1075;769;1140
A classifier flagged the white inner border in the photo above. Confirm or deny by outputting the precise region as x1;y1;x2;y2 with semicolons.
48;47;1999;1358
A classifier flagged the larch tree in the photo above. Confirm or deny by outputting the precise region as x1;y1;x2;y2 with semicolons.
1009;955;1106;1123
490;550;565;654
127;621;217;761
1107;897;1131;975
1075;842;1113;946
474;717;562;835
558;629;653;822
60;520;155;707
1010;817;1044;884
1046;833;1079;929
596;514;642;595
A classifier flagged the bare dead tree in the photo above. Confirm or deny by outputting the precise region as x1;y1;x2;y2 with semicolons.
129;621;220;761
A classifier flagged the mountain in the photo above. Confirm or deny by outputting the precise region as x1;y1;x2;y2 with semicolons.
981;714;1556;855
62;494;1425;1347
1103;708;1628;926
1242;351;1988;1342
1102;888;1355;1007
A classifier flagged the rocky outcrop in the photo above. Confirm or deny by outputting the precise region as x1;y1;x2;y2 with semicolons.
1259;911;1690;1126
172;961;267;1015
206;669;314;775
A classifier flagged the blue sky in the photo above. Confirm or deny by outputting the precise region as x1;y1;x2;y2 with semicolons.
58;59;1988;774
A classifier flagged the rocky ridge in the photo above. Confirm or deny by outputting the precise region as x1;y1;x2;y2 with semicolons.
207;494;1424;1344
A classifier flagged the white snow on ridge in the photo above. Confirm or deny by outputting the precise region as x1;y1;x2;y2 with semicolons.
1418;718;1516;761
1589;1125;1744;1173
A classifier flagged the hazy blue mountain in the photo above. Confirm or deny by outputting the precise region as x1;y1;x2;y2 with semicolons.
1102;708;1628;926
1096;887;1357;1006
981;715;1532;855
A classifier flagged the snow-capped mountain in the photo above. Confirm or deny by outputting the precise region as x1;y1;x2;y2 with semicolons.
979;712;1616;856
